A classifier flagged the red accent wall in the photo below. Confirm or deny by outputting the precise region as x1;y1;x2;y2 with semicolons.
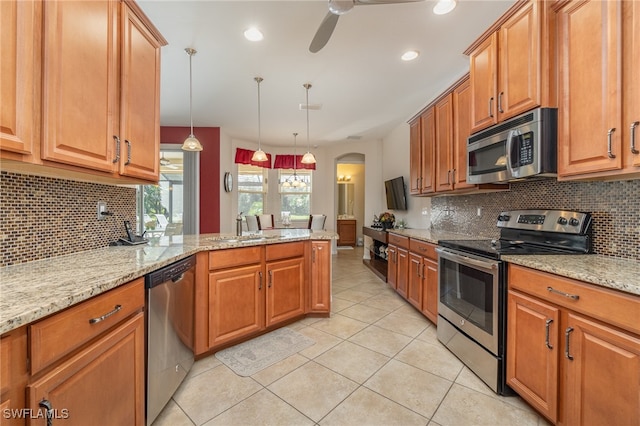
160;127;221;233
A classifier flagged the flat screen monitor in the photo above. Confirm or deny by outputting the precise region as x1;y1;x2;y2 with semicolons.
384;176;407;210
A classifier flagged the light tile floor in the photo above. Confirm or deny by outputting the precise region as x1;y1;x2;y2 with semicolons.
153;247;550;426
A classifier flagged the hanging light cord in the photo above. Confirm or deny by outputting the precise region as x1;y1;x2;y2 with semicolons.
256;77;263;149
305;84;311;151
187;48;196;137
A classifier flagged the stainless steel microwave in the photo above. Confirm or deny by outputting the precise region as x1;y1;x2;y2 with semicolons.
467;107;557;184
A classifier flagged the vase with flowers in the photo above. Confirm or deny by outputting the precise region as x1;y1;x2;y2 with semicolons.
379;212;395;230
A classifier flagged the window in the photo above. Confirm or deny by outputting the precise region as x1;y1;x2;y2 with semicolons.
279;169;312;221
238;164;267;215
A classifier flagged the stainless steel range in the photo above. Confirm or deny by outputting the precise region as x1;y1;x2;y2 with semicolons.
436;209;592;395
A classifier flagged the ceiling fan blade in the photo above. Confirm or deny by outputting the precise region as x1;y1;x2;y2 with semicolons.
309;12;340;53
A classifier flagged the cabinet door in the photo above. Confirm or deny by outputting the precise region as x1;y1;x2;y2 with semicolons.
387;244;397;289
563;313;640;426
407;253;422;309
208;264;264;347
435;94;454;192
624;0;640;168
507;290;559;423
557;0;623;177
266;257;305;327
409;118;422;194
498;0;541;120
419;108;435;194
309;241;331;313
118;4;161;181
1;327;28;426
27;313;145;426
337;220;356;246
0;0;39;157
395;247;409;299
470;32;498;133
452;77;474;190
41;0;119;173
421;258;438;324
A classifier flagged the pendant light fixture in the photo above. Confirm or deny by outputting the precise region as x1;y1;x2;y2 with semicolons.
251;77;269;162
301;83;317;164
182;48;203;152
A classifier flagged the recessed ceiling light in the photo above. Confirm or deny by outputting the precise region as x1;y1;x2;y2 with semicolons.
244;27;264;42
433;0;457;15
401;50;420;61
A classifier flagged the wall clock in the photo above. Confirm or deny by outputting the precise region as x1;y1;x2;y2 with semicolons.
224;172;233;192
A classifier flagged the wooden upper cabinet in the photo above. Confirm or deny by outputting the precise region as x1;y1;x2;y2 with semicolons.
41;0;119;173
452;77;474;190
0;0;41;158
623;0;640;170
118;2;162;181
409;118;421;194
419;108;435;194
556;0;623;178
468;0;544;133
435;93;454;192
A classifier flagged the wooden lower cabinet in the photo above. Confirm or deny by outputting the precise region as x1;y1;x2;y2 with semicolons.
0;327;28;426
336;219;356;246
408;240;438;324
208;264;264;348
266;257;305;327
27;312;145;426
421;258;438;324
507;264;640;425
407;253;423;310
386;244;398;289
309;241;331;313
395;247;409;299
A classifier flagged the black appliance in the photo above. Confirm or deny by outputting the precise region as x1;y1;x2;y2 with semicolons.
436;209;591;395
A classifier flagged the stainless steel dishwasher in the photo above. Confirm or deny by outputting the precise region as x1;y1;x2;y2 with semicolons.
146;255;196;425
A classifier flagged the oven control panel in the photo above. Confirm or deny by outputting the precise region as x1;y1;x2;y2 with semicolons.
497;210;591;234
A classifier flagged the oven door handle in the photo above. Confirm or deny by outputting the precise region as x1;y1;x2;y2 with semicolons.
436;247;499;272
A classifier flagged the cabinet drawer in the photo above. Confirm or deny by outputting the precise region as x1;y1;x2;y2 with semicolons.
409;239;437;259
29;279;144;375
266;241;304;261
508;265;640;336
388;233;409;248
209;246;262;270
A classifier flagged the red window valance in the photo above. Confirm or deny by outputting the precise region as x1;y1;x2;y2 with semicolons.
273;154;316;170
234;148;272;168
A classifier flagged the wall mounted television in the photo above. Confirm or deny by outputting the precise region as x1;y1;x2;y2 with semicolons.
384;176;407;210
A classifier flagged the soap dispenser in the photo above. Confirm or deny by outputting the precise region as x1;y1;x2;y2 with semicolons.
236;212;243;236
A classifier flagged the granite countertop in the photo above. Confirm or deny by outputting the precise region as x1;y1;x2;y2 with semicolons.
0;229;337;335
388;228;639;297
502;254;640;297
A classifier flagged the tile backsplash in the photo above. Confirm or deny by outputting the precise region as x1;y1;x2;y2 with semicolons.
431;179;640;260
0;172;136;266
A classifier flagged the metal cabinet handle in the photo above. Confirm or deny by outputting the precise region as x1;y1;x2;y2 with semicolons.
421;263;425;280
546;286;579;300
545;319;553;349
452;169;456;183
39;399;54;426
488;97;494;118
89;304;122;324
258;271;263;290
446;170;451;184
268;270;273;288
607;128;616;159
565;327;574;360
312;247;316;263
124;139;132;165
631;121;639;154
112;135;120;163
498;92;504;113
416;262;421;278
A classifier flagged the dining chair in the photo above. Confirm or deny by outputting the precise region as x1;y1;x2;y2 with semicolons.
308;214;326;230
257;214;275;230
245;215;259;232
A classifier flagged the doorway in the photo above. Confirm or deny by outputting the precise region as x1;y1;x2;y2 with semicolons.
336;154;365;247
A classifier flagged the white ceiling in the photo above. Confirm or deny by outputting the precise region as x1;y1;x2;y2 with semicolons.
138;0;515;148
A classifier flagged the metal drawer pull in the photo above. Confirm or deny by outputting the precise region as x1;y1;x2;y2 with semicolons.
488;97;494;118
498;92;504;113
112;135;120;163
607;128;616;159
565;327;574;360
631;121;639;154
545;319;553;349
89;304;122;324
546;286;579;300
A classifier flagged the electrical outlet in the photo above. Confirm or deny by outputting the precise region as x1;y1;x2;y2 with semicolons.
97;201;107;220
477;207;483;217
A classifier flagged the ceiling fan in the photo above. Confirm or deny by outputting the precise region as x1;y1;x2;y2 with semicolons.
309;0;424;53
